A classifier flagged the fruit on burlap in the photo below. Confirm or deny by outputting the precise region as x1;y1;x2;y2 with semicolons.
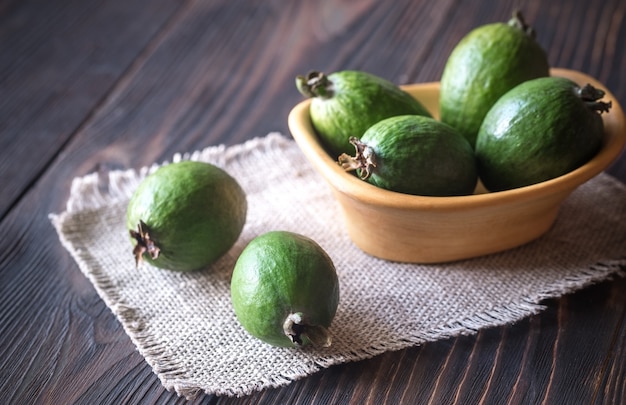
475;76;611;191
439;11;550;148
126;160;247;272
296;70;432;157
339;115;478;196
230;231;339;348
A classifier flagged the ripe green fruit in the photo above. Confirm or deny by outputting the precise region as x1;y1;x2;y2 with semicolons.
230;231;339;348
439;11;550;148
339;115;478;196
475;76;611;191
296;70;432;157
126;160;247;271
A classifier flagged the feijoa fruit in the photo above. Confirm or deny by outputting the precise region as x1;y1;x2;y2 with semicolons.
339;115;478;196
439;11;550;148
126;160;247;271
230;231;339;348
475;76;611;191
296;70;432;156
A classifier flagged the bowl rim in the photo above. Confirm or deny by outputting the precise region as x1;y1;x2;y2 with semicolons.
288;68;626;211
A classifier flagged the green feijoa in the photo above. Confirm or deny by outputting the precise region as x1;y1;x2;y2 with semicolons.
339;115;478;196
230;231;339;348
439;11;550;148
126;160;247;272
296;70;432;157
475;76;611;192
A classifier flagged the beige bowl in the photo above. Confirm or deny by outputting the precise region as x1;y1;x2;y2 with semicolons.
287;68;626;263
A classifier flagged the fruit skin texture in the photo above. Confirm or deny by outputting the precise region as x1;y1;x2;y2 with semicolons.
126;160;247;272
340;115;478;196
475;77;608;192
439;13;550;148
296;70;432;157
230;231;339;348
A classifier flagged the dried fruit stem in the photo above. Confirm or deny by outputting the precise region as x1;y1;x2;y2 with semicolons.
338;137;377;180
508;10;536;39
295;71;333;99
578;83;612;114
129;220;160;267
283;312;332;348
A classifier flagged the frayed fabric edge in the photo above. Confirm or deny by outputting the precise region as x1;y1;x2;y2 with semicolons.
49;212;192;389
46;132;300;399
177;258;625;399
58;132;291;215
50;208;626;397
50;131;384;398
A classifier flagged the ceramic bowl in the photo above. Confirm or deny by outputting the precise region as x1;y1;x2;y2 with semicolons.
287;68;626;263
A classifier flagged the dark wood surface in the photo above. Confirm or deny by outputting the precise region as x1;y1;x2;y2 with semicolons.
1;0;625;404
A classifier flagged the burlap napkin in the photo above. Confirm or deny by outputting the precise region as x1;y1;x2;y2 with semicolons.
50;133;626;398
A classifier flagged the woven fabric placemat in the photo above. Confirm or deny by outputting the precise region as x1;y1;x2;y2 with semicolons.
50;133;626;398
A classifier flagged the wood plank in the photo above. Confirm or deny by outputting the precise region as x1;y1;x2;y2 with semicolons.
595;296;626;404
0;0;185;219
212;280;626;405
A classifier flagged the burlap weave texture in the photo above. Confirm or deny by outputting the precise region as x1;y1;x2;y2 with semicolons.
50;133;626;398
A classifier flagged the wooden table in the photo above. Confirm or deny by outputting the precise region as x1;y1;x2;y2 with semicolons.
1;0;625;403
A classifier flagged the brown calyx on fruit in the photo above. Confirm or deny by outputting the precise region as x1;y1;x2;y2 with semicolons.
295;71;333;99
283;312;332;348
508;10;536;38
129;220;160;267
578;83;612;114
338;136;377;180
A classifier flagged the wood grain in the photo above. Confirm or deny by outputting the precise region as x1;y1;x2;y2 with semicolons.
0;0;185;219
0;0;624;404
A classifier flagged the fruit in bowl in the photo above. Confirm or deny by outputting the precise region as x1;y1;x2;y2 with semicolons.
475;76;611;192
338;115;478;197
295;70;432;157
439;10;550;148
287;68;626;263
